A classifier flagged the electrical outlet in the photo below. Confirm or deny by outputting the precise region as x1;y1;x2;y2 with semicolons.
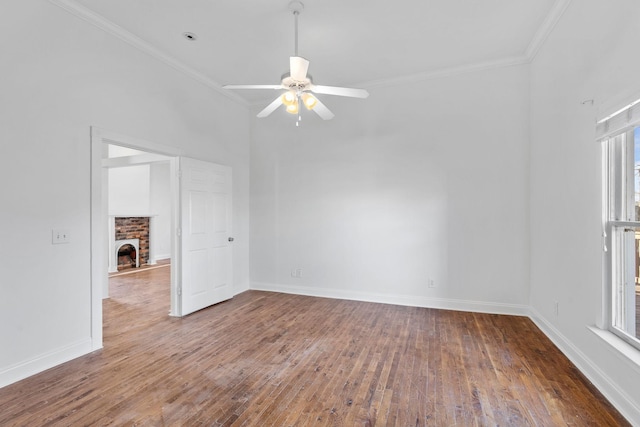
291;268;302;278
428;278;436;288
554;301;559;317
52;229;70;244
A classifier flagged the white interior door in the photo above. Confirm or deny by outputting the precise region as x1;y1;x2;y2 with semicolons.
179;157;233;316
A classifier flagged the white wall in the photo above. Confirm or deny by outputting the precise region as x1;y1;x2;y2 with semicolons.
529;0;640;423
150;162;172;260
0;1;250;387
250;64;531;314
108;165;151;215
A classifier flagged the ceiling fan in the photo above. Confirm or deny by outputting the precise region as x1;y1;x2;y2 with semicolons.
223;0;369;122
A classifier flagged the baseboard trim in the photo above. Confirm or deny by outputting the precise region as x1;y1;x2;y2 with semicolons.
249;282;529;316
529;308;640;426
0;338;94;388
233;281;251;295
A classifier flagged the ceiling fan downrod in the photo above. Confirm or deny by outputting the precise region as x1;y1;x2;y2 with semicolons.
288;1;304;57
222;0;367;121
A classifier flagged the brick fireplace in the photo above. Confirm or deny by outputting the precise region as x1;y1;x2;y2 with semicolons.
107;215;158;273
115;217;150;265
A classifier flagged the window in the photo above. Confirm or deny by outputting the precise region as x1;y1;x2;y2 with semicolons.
602;101;640;350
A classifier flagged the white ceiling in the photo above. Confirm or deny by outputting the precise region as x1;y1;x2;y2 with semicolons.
53;0;569;105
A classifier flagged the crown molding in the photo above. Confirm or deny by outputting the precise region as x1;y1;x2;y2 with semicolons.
360;55;530;90
48;0;248;106
525;0;573;60
49;0;572;103
359;0;572;90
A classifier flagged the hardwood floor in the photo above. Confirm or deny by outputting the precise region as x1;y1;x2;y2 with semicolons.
0;266;629;426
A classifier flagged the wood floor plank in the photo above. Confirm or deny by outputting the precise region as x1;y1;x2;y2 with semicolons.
0;266;630;426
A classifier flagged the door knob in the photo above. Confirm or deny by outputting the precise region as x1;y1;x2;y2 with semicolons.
228;237;234;242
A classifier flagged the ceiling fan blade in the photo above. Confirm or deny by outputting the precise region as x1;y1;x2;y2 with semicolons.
311;85;369;99
312;98;335;120
257;96;284;118
290;56;309;81
223;84;283;90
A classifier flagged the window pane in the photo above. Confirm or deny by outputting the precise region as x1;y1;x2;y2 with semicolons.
609;128;640;222
612;226;639;340
635;128;640;221
608;133;631;221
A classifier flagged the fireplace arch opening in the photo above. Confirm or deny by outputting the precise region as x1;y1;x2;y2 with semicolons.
115;238;140;271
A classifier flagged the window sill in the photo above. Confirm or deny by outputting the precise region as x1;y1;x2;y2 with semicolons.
587;326;640;374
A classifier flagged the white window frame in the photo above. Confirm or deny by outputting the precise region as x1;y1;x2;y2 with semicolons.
601;103;640;351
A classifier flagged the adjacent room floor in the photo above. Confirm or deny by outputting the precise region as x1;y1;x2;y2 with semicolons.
0;266;630;426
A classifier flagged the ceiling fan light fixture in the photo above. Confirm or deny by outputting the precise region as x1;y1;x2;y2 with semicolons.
223;0;369;121
281;91;297;106
301;92;317;110
286;102;299;115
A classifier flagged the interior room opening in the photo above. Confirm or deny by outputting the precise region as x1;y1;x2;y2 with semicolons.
103;144;173;312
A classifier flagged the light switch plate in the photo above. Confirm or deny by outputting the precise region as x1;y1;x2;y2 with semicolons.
52;229;70;244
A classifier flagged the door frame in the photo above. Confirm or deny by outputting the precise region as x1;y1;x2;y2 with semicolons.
90;127;184;350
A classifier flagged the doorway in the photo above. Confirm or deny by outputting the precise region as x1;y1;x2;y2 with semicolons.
103;143;173;312
90;128;182;351
90;127;234;351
